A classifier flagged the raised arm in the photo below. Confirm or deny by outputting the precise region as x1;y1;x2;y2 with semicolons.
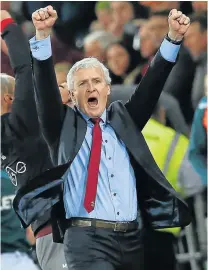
31;6;65;146
125;9;191;130
1;11;39;135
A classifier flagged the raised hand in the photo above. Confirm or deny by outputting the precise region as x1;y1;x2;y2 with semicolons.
168;9;190;41
32;5;58;40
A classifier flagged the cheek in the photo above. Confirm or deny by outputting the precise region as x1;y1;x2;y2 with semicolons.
76;92;85;105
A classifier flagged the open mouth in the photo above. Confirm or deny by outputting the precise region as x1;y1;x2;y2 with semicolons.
87;97;98;107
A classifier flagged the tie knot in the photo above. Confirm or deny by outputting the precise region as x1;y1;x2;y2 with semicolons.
90;118;101;125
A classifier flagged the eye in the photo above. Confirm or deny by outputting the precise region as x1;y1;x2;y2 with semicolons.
95;79;101;84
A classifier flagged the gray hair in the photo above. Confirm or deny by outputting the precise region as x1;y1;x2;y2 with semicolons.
0;73;14;95
83;30;118;50
67;57;111;91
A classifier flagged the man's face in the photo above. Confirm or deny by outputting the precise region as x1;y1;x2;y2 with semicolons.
184;22;207;59
106;44;130;76
72;67;110;118
84;41;104;62
111;1;134;26
97;9;112;28
140;27;157;58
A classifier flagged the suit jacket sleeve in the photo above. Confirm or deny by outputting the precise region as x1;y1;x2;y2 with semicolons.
2;24;39;135
125;50;175;131
32;56;65;147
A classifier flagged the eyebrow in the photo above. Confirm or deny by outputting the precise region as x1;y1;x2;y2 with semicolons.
77;77;102;84
58;85;64;89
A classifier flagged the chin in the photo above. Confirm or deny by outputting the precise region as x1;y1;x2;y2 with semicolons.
86;107;103;118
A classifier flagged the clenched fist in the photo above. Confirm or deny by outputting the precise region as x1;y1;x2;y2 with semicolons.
32;5;58;40
168;9;190;41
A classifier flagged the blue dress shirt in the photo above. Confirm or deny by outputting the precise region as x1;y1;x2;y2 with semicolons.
30;35;181;221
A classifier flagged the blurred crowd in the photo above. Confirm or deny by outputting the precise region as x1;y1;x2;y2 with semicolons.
1;1;207;270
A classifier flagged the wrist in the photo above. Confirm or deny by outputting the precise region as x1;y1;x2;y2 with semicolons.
166;32;183;45
1;18;15;33
35;29;51;40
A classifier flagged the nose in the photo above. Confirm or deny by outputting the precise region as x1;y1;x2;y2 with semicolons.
87;82;96;92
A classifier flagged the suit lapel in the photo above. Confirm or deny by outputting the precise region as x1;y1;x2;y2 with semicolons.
108;102;144;163
107;102;158;171
73;108;87;160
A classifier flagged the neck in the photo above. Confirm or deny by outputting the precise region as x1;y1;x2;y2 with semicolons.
1;104;10;115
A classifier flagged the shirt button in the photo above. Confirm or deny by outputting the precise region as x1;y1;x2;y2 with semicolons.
117;212;120;215
105;140;108;143
108;157;111;160
111;174;114;178
113;193;116;196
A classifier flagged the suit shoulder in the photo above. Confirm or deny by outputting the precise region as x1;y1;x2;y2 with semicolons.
108;100;126;111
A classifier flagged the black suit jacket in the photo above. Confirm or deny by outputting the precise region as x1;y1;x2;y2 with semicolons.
15;43;191;243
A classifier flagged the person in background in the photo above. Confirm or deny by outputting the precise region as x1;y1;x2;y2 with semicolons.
184;13;207;110
188;75;207;186
109;1;135;38
139;14;195;125
1;164;39;270
83;30;118;62
142;118;189;270
106;42;143;85
90;1;112;32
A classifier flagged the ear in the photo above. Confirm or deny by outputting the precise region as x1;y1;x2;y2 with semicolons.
107;85;111;96
71;90;77;104
4;94;14;105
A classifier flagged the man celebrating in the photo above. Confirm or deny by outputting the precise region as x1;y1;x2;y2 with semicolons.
30;6;191;270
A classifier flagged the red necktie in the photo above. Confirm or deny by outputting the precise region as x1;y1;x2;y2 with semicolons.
84;118;102;213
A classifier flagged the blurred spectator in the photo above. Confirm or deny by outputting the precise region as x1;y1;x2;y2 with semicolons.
192;1;207;14
188;76;207;186
142;118;189;270
90;1;112;32
139;14;196;124
106;43;143;85
83;31;118;62
184;13;207;110
54;62;73;107
109;1;135;38
1;170;39;270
